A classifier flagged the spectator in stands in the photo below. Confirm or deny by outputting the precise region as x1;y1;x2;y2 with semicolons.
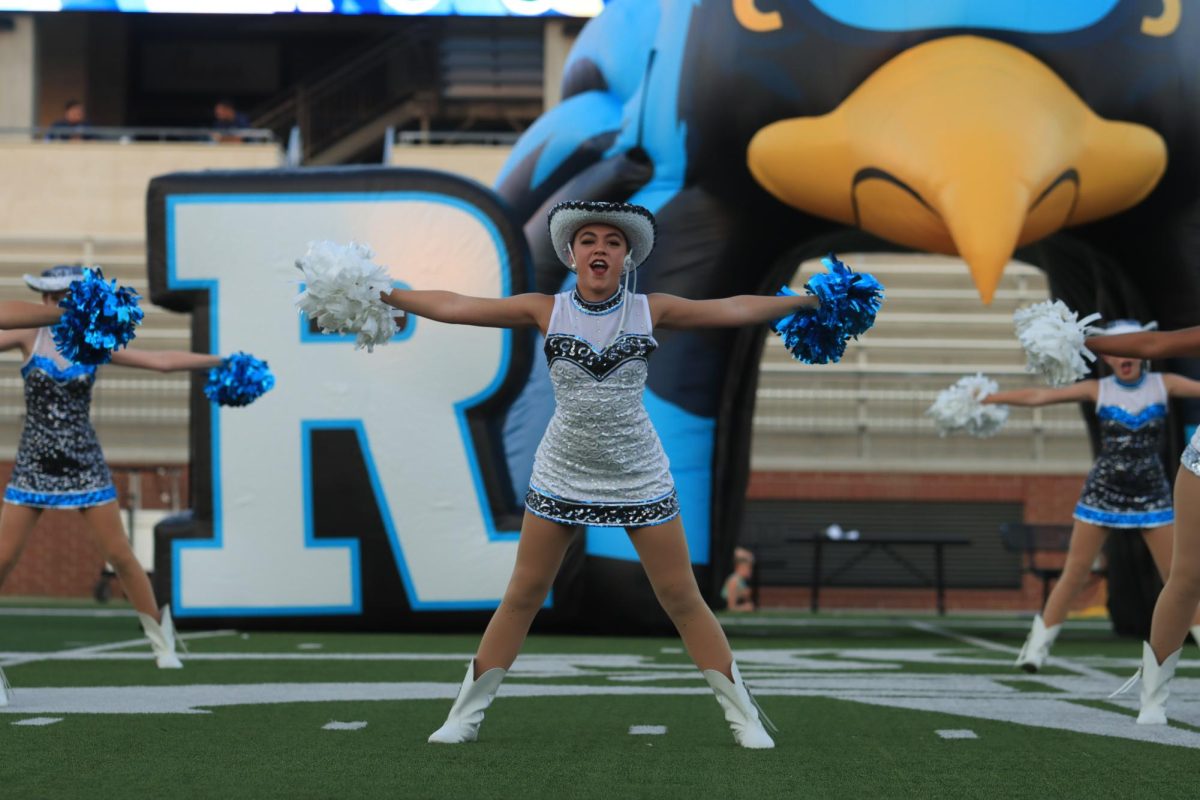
211;98;251;143
46;99;92;142
722;547;756;612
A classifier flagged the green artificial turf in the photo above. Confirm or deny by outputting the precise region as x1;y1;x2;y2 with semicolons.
1;604;1196;800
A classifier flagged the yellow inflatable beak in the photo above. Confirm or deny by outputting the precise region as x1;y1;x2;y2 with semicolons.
747;36;1166;303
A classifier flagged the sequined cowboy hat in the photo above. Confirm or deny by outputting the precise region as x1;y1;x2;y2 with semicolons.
548;200;657;272
24;264;85;293
1097;319;1158;336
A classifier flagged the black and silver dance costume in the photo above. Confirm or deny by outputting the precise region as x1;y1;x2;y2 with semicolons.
524;288;679;527
1073;373;1173;528
4;328;116;508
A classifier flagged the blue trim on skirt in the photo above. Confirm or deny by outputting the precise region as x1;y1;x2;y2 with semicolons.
3;484;117;509
1073;502;1174;529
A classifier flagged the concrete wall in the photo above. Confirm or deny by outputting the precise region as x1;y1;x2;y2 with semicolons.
388;145;513;189
0;15;36;129
0;141;281;238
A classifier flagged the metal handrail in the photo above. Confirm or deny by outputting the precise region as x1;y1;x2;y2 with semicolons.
395;130;522;146
252;28;438;162
0;126;278;143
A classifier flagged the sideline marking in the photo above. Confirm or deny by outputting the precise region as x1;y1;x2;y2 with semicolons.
12;717;62;726
629;725;667;735
323;720;368;731
0;608;138;618
936;729;978;739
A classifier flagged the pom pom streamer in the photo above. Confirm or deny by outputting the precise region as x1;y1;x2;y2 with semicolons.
52;267;144;365
771;254;885;364
294;241;403;352
772;286;848;364
205;352;275;407
1014;300;1102;387
808;254;885;339
926;374;1009;437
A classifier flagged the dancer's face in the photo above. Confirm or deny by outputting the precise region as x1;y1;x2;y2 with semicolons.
1102;353;1143;382
571;223;628;299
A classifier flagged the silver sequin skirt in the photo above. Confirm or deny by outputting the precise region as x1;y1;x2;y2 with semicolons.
1183;443;1200;479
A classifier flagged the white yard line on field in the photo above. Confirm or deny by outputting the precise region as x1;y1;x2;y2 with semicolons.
0;630;238;668
908;619;1114;681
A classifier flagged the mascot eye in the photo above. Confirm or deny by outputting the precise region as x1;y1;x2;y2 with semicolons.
1142;0;1180;37
733;0;783;33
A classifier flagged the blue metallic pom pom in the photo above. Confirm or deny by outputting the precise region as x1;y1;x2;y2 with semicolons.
807;254;884;339
771;255;884;364
772;286;849;364
204;352;275;407
51;268;144;365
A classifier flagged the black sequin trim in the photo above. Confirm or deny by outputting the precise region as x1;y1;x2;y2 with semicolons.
544;333;657;380
525;487;679;528
571;288;624;314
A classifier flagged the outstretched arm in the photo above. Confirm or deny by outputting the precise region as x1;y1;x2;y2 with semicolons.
381;290;553;332
649;293;819;330
109;349;223;373
0;302;63;331
984;381;1097;406
1163;373;1200;399
1087;327;1200;360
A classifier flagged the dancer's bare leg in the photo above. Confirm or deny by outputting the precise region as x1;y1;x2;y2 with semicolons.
79;503;159;620
1142;523;1200;628
1150;469;1200;661
473;512;573;676
0;504;42;587
628;518;733;679
1041;521;1107;627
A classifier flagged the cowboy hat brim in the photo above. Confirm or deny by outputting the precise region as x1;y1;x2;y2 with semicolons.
548;201;657;272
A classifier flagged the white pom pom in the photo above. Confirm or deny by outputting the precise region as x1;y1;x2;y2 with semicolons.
1013;300;1102;387
294;241;403;353
926;373;1009;438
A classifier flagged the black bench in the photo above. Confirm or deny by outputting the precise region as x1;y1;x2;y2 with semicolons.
751;535;971;615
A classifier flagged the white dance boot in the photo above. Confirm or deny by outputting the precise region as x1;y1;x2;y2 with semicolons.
1015;615;1060;673
137;605;183;669
1135;642;1181;726
703;661;776;749
428;660;507;744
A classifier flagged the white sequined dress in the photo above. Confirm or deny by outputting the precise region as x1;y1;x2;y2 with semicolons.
524;288;679;527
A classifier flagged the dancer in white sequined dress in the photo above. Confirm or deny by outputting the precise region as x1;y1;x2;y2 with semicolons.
1088;323;1200;724
984;320;1200;672
382;201;825;748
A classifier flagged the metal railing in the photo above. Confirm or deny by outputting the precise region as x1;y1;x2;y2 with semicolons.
252;29;438;164
394;130;522;146
0;126;278;145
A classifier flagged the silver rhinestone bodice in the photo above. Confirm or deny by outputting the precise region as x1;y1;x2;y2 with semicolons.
528;290;673;505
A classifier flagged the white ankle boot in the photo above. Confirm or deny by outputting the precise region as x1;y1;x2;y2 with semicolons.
1190;626;1200;648
137;605;183;669
1015;614;1060;673
703;661;776;749
428;660;507;744
1135;641;1181;725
